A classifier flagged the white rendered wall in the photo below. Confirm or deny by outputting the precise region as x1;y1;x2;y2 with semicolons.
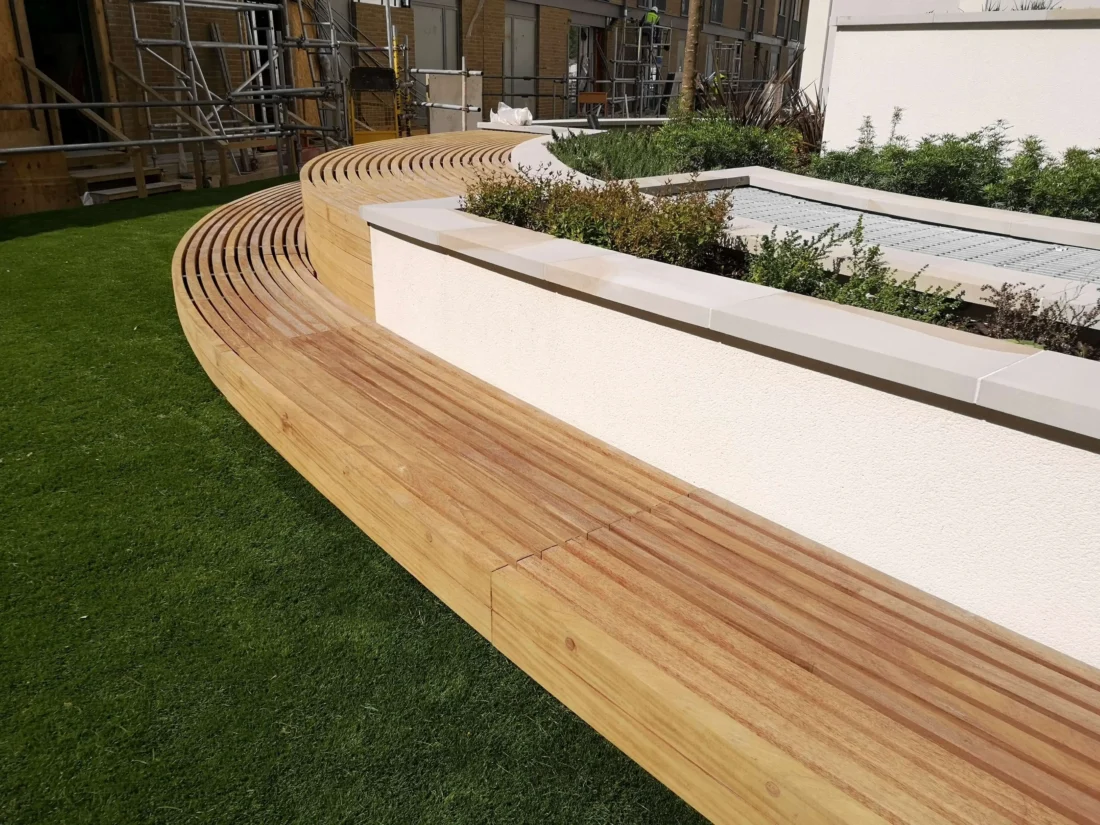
823;23;1100;153
959;0;1100;8
798;0;958;98
372;229;1100;667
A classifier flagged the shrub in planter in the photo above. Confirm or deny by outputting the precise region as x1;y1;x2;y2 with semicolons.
465;171;744;274
977;283;1100;357
813;113;1100;222
654;112;802;174
547;113;802;180
988;136;1048;213
989;142;1100;223
466;174;1097;359
810;117;1009;206
547;129;671;181
1026;148;1100;224
746;219;964;326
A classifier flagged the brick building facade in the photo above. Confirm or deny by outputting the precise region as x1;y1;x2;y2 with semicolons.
4;0;809;158
351;0;809;122
101;0;253;139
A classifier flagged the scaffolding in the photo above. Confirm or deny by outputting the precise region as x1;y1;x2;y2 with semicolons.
701;39;743;105
608;20;675;118
124;0;414;175
3;0;691;187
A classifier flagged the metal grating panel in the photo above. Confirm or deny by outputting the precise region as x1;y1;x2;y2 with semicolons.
727;188;1100;285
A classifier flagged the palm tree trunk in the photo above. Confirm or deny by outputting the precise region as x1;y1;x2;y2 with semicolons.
680;0;704;113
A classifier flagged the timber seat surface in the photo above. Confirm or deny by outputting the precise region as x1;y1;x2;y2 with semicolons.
173;132;1100;825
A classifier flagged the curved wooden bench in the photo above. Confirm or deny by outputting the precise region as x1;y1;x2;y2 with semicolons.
301;131;525;319
173;133;1100;825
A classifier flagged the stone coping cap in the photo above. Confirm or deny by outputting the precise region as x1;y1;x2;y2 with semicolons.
361;197;1100;443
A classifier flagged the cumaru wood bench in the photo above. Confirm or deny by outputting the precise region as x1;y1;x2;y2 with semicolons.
173;132;1100;825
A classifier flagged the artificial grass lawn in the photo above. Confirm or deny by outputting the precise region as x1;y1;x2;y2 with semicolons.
0;182;705;825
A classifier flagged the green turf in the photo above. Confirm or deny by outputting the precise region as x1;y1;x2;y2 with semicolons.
0;183;705;825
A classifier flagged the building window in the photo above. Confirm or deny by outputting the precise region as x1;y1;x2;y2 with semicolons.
709;0;724;24
777;0;788;38
756;0;765;33
740;0;749;29
753;46;763;79
681;0;689;17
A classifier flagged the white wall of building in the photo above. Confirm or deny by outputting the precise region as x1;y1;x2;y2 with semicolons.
959;0;1100;8
799;0;958;98
822;18;1100;153
372;228;1100;668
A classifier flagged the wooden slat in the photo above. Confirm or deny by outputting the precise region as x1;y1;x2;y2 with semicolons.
172;132;1100;825
88;0;122;133
17;57;128;142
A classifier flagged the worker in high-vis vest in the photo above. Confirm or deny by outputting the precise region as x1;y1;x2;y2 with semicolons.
641;4;661;45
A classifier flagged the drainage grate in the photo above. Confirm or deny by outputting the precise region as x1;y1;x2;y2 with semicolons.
727;187;1100;285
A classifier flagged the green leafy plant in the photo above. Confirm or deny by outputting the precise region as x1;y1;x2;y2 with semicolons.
548;112;805;180
813;113;1100;222
1026;148;1100;223
811;121;1011;206
465;170;743;274
654;111;802;174
746;218;964;325
547;128;672;180
988;136;1049;211
549;110;1100;224
466;175;1100;358
977;282;1100;356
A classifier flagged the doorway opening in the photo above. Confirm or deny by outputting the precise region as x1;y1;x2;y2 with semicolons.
23;0;106;144
413;0;459;71
503;1;537;109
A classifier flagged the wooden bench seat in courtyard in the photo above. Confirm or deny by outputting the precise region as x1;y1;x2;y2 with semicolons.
173;132;1100;825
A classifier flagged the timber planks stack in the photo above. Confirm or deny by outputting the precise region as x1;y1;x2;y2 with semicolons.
173;131;1100;825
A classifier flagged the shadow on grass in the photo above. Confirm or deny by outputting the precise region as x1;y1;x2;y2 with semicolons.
0;175;299;242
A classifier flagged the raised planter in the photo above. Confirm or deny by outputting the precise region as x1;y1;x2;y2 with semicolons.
514;134;1100;317
361;193;1100;668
